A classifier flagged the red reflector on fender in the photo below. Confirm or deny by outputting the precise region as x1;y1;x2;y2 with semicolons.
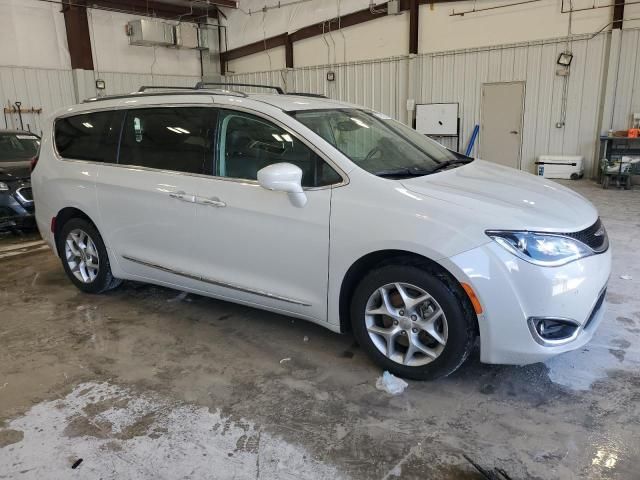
50;217;56;234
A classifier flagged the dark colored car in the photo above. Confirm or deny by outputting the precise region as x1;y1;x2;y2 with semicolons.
0;130;40;231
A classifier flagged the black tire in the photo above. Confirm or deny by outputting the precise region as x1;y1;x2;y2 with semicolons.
570;173;580;180
57;217;122;294
350;264;476;381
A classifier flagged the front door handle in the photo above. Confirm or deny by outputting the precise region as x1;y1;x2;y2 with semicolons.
197;196;226;208
510;130;519;135
169;191;196;202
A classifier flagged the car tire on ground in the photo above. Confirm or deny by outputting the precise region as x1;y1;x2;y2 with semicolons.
57;217;122;294
350;264;476;381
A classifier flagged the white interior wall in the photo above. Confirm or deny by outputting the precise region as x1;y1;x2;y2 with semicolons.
419;0;609;53
221;0;615;74
608;28;640;131
293;12;408;67
0;0;70;70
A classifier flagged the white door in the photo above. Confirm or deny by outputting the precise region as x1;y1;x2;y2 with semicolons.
479;82;525;169
184;108;343;322
96;106;215;283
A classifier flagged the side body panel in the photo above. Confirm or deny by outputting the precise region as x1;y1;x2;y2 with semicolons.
31;121;100;255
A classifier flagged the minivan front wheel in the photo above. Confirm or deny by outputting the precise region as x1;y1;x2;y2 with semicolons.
351;265;476;380
58;218;122;294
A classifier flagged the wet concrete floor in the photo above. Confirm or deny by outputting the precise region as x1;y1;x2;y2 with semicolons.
0;180;639;479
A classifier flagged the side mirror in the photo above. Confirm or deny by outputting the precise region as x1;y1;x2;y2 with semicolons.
257;163;307;207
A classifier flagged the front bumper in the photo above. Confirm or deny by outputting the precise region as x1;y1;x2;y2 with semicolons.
441;242;611;365
0;190;35;230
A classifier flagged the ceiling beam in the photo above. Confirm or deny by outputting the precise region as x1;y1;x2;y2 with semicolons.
613;0;625;29
284;35;294;68
220;0;462;70
86;0;221;22
409;0;419;55
62;0;94;70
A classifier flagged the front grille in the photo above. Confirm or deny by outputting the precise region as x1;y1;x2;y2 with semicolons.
565;218;608;253
584;288;606;330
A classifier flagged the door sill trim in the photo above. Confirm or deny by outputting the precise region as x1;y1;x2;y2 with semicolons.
122;255;312;307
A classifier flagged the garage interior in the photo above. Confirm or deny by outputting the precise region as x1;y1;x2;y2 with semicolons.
1;0;640;478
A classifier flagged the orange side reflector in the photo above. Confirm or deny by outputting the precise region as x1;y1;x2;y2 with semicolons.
461;283;483;314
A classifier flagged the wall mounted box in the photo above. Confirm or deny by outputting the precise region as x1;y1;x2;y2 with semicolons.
176;23;199;49
127;19;174;47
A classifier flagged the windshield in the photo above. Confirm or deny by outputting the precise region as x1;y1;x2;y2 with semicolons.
291;109;469;176
0;133;40;162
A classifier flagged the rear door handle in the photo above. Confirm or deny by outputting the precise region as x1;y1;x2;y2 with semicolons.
169;191;196;202
196;196;226;208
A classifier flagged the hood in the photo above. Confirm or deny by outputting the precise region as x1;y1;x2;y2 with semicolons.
400;160;598;232
0;160;31;182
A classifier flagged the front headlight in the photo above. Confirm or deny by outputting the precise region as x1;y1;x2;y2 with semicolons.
486;230;593;267
0;182;9;191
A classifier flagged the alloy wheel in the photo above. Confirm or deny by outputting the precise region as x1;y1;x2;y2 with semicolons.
364;282;448;366
64;229;100;284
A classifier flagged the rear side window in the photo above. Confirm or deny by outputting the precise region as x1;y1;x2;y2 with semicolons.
55;111;122;163
119;107;216;175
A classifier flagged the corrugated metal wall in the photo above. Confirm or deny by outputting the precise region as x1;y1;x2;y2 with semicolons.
0;66;76;135
74;70;201;101
611;28;640;130
226;33;610;175
0;66;200;135
226;57;410;125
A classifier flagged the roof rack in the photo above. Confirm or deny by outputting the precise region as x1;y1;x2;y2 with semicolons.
83;89;247;103
195;81;284;94
287;92;328;98
138;86;198;92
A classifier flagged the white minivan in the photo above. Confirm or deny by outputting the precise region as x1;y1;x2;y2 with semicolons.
32;84;611;380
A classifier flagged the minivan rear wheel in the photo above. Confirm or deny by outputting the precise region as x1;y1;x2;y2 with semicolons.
57;218;122;294
350;264;476;380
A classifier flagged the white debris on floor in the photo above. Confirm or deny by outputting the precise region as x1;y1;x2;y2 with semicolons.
0;382;345;480
375;371;408;395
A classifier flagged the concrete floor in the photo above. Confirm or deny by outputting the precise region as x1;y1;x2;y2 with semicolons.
0;179;639;479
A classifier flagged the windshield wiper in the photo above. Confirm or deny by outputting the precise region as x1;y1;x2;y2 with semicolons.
429;158;473;174
374;167;432;178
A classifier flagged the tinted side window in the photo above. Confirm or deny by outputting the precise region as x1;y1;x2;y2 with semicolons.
119;107;216;175
55;111;122;162
217;110;341;187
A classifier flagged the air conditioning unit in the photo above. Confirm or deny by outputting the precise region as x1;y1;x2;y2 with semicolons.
536;155;584;180
127;19;174;47
176;23;199;49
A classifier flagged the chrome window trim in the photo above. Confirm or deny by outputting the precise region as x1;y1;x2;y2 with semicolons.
52;102;350;190
122;255;311;307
